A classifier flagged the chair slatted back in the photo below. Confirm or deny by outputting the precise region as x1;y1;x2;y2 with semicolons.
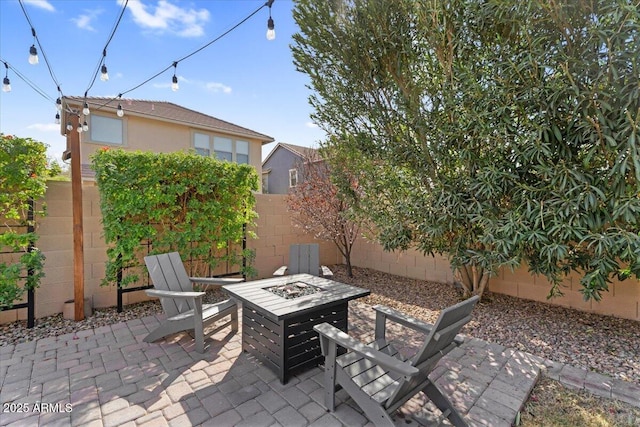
385;295;479;410
144;252;195;318
289;244;320;275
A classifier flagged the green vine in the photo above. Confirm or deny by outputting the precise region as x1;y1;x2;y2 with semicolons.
0;134;48;307
92;148;258;287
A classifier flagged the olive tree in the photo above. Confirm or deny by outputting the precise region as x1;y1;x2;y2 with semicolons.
291;0;640;300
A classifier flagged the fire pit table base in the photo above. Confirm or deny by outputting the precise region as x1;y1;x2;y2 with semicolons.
242;301;348;384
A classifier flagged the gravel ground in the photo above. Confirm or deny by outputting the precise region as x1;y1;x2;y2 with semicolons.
1;265;638;385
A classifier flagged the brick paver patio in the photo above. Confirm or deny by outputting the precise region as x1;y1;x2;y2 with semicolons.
1;301;638;427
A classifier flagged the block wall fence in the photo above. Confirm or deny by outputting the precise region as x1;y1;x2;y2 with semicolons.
1;181;638;324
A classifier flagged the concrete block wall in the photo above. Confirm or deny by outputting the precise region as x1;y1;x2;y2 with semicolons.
350;237;639;321
248;193;341;278
1;182;637;323
0;185;339;323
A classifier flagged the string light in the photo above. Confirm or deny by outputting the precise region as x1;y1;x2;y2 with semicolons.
66;121;73;131
28;28;39;64
11;1;275;120
2;62;10;92
55;113;60;124
266;0;275;41
82;121;89;132
171;62;179;91
76;117;83;133
83;91;90;115
116;94;124;117
100;64;109;82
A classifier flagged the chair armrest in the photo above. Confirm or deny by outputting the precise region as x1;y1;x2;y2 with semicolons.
320;266;333;277
273;266;288;276
146;289;205;299
190;277;245;285
314;323;419;377
373;305;465;345
374;305;434;334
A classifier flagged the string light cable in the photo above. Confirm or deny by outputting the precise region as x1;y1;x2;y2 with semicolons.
84;0;129;97
88;0;275;114
0;58;55;103
18;0;63;93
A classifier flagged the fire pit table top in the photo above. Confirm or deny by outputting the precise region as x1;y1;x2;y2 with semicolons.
222;274;370;322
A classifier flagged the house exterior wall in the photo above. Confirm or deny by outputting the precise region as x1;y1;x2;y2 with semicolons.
1;182;637;324
262;147;301;194
76;110;265;191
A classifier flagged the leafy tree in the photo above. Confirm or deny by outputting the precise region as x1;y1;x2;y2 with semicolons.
286;148;360;276
0;134;48;306
292;0;640;300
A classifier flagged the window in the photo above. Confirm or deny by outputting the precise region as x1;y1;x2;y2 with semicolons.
194;133;210;156
213;137;233;162
236;140;249;164
90;115;123;145
289;169;298;187
193;132;249;164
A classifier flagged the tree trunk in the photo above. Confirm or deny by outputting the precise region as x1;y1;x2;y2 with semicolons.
456;262;489;300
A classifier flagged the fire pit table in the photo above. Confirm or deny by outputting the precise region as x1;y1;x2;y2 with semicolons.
222;273;370;384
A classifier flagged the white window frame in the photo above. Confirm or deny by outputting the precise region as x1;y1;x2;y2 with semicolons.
193;132;210;156
89;114;124;145
289;169;298;187
192;131;249;164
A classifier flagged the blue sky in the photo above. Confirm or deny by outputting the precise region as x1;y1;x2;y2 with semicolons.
0;0;325;161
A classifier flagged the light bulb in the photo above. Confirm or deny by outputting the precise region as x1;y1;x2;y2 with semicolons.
55;113;60;124
100;64;109;82
117;103;124;117
171;75;179;91
83;102;90;116
66;122;73;131
266;17;275;40
56;97;62;111
29;45;39;65
82;121;89;132
77;123;83;133
2;77;10;92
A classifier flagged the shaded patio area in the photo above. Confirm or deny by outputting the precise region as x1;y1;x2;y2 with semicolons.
0;301;633;427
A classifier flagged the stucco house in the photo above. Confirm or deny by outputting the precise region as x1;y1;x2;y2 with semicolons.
61;97;274;189
261;142;320;194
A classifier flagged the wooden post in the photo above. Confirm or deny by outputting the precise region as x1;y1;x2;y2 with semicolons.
68;114;85;321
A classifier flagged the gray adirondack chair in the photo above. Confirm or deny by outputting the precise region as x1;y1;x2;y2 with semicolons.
143;252;243;353
314;295;480;427
273;243;333;277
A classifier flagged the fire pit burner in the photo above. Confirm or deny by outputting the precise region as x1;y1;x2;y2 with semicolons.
266;281;322;299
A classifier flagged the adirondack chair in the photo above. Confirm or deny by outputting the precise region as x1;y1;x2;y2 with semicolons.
143;252;244;353
314;295;480;427
273;243;333;277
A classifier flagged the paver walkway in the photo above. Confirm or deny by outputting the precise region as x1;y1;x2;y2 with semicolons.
1;301;638;427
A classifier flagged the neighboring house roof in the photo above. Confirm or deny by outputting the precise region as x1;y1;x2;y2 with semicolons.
262;142;321;167
63;96;274;143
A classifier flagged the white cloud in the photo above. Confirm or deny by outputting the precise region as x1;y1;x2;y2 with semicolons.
71;10;103;31
27;123;60;132
121;0;210;38
23;0;55;12
205;82;232;94
153;76;231;94
305;122;319;128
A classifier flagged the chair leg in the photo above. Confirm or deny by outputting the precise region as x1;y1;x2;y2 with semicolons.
193;299;205;354
319;336;337;412
422;381;468;427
